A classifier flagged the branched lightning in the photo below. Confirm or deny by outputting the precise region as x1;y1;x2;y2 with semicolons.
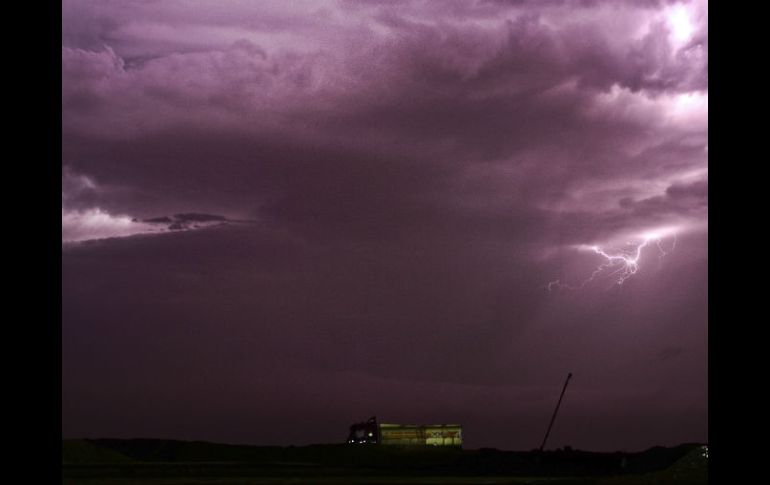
546;228;678;291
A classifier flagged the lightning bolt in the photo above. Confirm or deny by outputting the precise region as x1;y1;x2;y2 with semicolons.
546;228;678;291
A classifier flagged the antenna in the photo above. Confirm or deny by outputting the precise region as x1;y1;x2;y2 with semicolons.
539;372;573;452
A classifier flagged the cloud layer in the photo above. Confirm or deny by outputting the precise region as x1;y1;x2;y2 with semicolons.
62;0;707;450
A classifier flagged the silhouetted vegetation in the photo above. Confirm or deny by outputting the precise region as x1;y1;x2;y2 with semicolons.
62;439;706;483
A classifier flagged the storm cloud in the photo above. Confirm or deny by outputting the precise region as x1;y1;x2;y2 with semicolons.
62;0;707;450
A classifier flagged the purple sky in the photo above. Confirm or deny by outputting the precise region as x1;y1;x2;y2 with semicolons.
62;0;707;451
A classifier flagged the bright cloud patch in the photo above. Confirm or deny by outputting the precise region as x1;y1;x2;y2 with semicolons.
666;4;695;47
62;208;161;243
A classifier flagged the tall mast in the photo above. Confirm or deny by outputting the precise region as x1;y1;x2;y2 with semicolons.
539;372;573;452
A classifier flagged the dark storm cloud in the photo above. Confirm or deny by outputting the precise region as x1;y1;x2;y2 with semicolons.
145;213;231;232
62;0;707;450
666;179;708;199
618;178;707;221
61;20;705;239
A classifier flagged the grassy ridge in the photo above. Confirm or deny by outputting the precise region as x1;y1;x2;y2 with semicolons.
61;439;133;463
62;439;706;482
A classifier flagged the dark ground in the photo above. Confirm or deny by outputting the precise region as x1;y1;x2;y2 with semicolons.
62;439;707;484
